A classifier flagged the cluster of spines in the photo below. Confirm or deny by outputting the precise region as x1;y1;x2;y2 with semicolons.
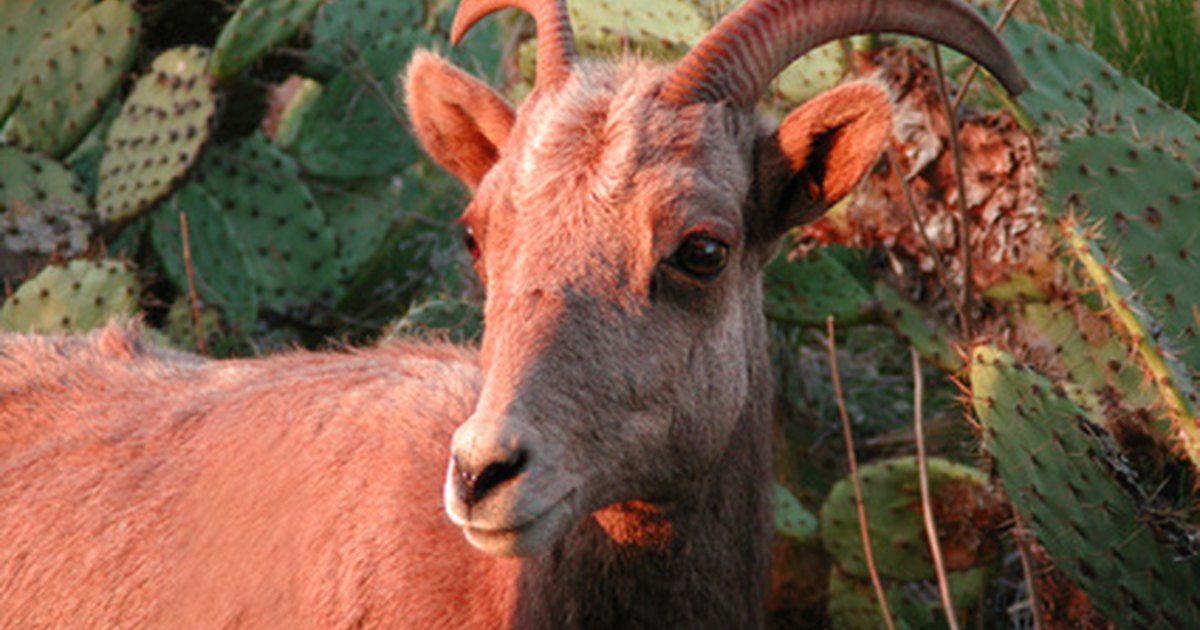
971;345;1200;628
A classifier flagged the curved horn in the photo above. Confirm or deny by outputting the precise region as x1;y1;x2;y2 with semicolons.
661;0;1027;106
451;0;575;90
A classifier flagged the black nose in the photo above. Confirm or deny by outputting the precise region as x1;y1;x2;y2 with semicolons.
454;449;529;507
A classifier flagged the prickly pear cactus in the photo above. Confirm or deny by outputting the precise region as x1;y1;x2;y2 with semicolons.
971;346;1200;629
567;0;707;58
291;31;432;179
162;296;223;353
308;0;424;74
773;42;851;105
332;161;470;324
65;99;120;198
774;482;819;542
994;9;1199;155
265;76;323;150
389;297;484;345
211;0;324;79
8;0;139;157
826;565;986;630
874;283;962;373
819;456;993;582
765;248;872;327
193;133;340;309
0;259;139;333
97;46;217;222
1010;300;1156;416
1045;132;1200;367
151;182;259;331
0;147;94;258
0;0;92;121
1059;218;1200;470
309;178;395;283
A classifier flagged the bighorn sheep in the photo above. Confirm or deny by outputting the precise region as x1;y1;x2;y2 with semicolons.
0;0;1023;626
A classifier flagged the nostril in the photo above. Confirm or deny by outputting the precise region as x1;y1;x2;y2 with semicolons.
459;449;528;507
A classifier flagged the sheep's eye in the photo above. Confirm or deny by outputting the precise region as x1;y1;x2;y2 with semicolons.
463;225;481;259
671;234;729;279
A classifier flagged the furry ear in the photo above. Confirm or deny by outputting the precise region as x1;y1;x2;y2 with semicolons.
404;50;516;189
752;82;892;240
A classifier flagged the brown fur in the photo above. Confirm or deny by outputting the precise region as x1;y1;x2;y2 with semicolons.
401;50;890;628
0;324;522;628
0;42;893;630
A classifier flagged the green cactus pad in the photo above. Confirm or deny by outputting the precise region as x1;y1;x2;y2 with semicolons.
9;0;139;157
211;0;324;80
150;182;258;331
1059;218;1200;471
764;248;873;327
1011;301;1156;416
773;42;851;105
0;259;139;333
291;31;431;179
820;456;990;582
874;283;963;373
0;147;94;259
97;46;217;222
0;0;92;122
774;482;819;542
1046;132;1200;368
389;297;483;345
308;0;423;75
194;134;339;309
267;76;323;150
309;177;395;285
333;162;468;324
827;566;986;630
568;0;707;58
971;346;1200;628
995;12;1199;155
162;295;223;353
65;99;121;199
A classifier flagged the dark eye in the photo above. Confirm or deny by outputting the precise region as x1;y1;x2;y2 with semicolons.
671;234;729;279
463;225;481;259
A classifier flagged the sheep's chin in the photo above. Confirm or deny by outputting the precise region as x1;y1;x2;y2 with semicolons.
461;495;575;556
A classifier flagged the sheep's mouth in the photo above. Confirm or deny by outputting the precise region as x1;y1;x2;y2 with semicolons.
460;490;576;557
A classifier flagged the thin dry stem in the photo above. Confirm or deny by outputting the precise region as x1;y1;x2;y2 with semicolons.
1010;504;1046;630
931;44;974;339
912;348;959;630
838;40;968;330
179;211;208;356
950;0;1024;111
827;316;897;630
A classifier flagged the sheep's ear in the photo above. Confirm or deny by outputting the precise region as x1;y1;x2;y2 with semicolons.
404;50;516;189
752;82;891;240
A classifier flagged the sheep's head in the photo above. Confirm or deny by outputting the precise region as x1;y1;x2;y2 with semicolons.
405;0;1024;556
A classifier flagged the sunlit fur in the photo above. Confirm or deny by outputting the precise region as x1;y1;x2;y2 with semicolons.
408;48;890;627
0;45;892;630
0;324;522;627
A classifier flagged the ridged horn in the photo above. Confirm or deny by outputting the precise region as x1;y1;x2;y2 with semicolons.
661;0;1027;106
451;0;574;90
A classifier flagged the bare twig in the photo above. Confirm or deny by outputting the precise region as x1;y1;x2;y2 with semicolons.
1010;505;1046;630
951;0;1025;112
827;316;897;630
912;348;959;630
887;147;962;315
179;212;208;356
931;45;974;339
838;40;968;331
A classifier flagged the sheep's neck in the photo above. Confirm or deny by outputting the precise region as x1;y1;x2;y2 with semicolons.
509;389;773;628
